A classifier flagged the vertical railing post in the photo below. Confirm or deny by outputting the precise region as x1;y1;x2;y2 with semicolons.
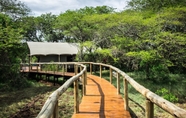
62;64;65;75
29;55;31;72
146;99;154;118
80;65;83;96
65;64;67;72
100;64;102;78
74;64;76;74
110;67;112;84
53;64;55;74
124;78;129;111
53;100;58;118
117;72;120;94
85;68;87;85
37;64;38;72
40;64;42;71
57;64;59;72
74;64;79;113
83;71;86;95
90;63;92;74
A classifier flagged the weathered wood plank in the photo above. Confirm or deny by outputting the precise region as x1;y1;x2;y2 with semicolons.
72;74;131;118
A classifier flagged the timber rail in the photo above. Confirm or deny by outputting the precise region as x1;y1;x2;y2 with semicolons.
20;62;186;118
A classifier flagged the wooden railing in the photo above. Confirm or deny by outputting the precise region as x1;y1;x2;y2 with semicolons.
90;62;186;118
20;62;186;118
20;62;87;118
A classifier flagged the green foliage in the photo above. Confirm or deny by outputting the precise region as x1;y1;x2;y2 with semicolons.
156;88;178;103
0;0;30;89
127;0;186;11
0;0;30;18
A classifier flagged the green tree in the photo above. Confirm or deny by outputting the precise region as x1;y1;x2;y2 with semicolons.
127;0;186;11
37;13;64;42
0;0;30;18
0;0;30;89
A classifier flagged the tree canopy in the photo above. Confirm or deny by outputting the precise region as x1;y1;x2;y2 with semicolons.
0;0;186;88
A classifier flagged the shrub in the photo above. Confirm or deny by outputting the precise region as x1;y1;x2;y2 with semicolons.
156;88;178;103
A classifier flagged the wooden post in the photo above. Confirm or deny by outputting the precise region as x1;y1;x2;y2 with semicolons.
40;64;42;71
74;64;79;113
110;67;112;84
74;64;76;74
124;78;129;111
146;99;154;118
65;64;67;72
57;64;59;72
62;64;65;75
53;100;58;118
79;66;84;95
74;78;79;113
100;64;102;78
37;64;38;72
90;63;92;74
117;72;120;94
54;76;56;86
54;64;55;73
83;71;86;96
45;64;47;73
58;55;60;62
29;55;31;72
75;64;78;75
85;68;87;85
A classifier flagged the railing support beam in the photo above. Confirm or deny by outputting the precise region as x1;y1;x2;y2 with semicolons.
110;67;112;84
83;71;86;96
146;99;154;118
124;78;129;111
53;100;58;118
90;63;92;74
100;64;102;78
74;64;79;113
117;72;120;94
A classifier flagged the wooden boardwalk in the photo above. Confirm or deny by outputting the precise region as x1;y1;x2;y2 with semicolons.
72;74;131;118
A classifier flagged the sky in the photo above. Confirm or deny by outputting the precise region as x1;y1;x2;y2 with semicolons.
20;0;129;16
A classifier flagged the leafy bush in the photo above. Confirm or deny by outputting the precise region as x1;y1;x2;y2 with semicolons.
156;88;178;103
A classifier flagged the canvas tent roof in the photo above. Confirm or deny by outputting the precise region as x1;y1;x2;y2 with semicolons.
27;42;79;56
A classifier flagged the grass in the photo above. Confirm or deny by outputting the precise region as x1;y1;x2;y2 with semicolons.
0;79;76;118
93;70;186;118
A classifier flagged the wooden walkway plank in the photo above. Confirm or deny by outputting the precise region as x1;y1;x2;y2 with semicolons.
72;74;131;118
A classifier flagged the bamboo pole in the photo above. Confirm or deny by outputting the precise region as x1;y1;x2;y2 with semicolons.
117;72;120;94
124;78;129;111
146;99;154;118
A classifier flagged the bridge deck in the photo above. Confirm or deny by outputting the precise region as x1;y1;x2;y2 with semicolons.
72;74;131;118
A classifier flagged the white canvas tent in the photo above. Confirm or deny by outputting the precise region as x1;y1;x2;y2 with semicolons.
27;42;79;62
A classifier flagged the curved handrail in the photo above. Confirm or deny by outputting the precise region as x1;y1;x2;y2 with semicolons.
33;62;87;118
20;62;186;118
90;62;186;118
